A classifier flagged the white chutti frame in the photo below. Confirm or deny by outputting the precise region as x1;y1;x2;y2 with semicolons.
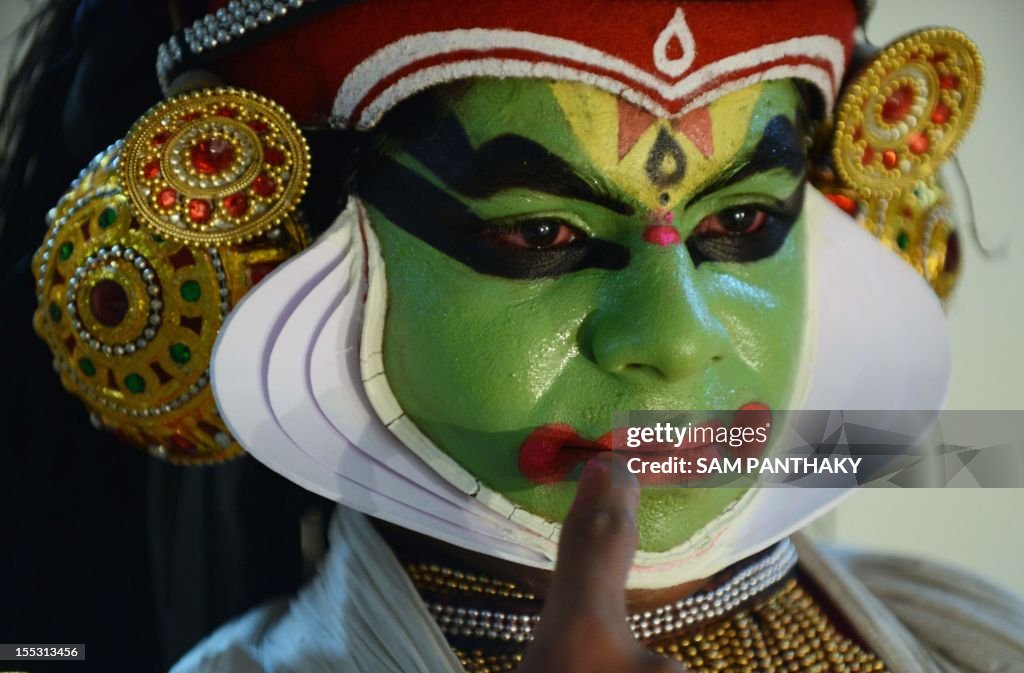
265;207;531;536
212;189;951;589
212;207;551;564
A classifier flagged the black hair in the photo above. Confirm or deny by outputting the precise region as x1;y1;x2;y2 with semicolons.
0;4;327;671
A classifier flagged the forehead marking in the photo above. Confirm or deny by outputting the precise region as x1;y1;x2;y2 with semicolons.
645;128;687;188
617;99;656;160
676;107;714;158
550;81;766;209
617;99;715;160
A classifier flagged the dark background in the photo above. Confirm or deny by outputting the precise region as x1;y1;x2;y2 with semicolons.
0;3;330;671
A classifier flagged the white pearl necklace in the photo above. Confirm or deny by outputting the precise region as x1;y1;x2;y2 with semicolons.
427;538;798;643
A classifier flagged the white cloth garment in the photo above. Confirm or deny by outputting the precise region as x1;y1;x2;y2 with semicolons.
171;506;1024;673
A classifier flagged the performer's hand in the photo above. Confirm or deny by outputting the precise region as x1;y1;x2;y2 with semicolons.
516;454;688;673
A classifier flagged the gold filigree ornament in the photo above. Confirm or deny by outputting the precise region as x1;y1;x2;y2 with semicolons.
32;88;310;464
827;28;983;300
120;87;310;245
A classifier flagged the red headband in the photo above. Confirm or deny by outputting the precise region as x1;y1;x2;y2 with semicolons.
205;0;858;127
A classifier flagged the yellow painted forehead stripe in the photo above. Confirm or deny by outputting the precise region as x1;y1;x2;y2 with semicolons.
551;82;765;210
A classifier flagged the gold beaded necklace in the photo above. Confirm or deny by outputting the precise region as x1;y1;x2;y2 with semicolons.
407;564;889;673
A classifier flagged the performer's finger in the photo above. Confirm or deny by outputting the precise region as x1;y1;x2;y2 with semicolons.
545;452;640;621
521;457;692;672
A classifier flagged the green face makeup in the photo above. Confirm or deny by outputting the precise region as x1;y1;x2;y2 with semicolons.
357;78;809;552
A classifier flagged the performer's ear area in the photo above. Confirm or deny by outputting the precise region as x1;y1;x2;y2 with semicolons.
815;28;983;301
31;87;312;464
831;28;983;200
296;125;362;238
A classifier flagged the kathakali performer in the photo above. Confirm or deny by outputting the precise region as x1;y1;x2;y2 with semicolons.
22;0;1024;671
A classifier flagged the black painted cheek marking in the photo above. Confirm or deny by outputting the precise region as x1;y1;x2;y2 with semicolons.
645;128;687;188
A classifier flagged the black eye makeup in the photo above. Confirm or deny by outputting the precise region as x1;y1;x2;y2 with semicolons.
488;216;582;250
357;157;629;280
684;182;806;267
694;206;769;236
472;215;628;279
357;106;808;279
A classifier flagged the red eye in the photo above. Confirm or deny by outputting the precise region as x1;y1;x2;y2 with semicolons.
693;207;768;237
493;218;581;250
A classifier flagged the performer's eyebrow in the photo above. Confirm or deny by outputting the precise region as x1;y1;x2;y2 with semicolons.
689;115;806;205
401;115;634;216
450;134;635;215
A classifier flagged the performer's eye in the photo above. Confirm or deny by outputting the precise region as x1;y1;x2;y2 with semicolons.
490;217;583;250
692;206;769;237
465;216;626;279
684;193;803;267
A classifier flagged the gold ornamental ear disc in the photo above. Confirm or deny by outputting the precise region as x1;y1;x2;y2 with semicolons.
119;87;310;245
33;141;309;465
832;29;983;198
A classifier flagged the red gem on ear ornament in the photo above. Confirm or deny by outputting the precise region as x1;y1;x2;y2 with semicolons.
31;93;312;466
824;28;983;302
120;87;310;245
831;28;983;199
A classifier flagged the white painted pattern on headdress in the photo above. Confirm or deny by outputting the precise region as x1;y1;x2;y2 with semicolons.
353;59;834;136
653;7;697;78
331;29;844;129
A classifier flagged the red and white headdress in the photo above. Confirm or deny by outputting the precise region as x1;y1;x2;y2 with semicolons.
160;0;859;128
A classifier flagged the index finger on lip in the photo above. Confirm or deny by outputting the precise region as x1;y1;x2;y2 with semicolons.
546;453;640;617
